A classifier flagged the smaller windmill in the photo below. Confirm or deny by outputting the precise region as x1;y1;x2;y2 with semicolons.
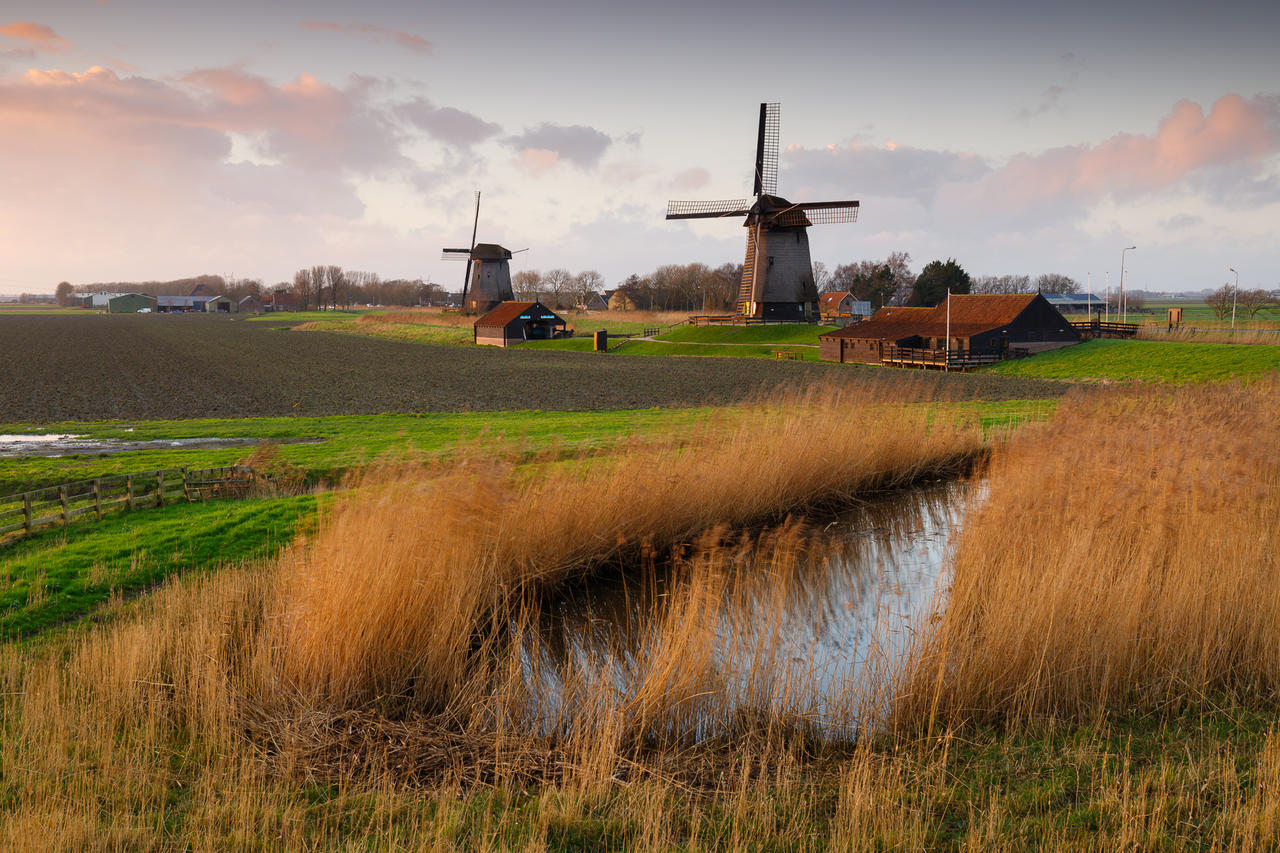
442;191;519;314
666;103;859;321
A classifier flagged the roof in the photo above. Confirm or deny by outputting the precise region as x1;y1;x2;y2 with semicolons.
821;294;1047;341
820;292;851;308
470;243;513;261
1043;293;1106;306
474;300;564;328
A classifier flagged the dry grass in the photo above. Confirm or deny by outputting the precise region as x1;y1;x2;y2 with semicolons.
1139;326;1280;345
893;377;1280;731
5;380;1280;847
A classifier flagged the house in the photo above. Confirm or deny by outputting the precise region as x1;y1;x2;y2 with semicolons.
474;301;567;347
237;295;264;314
580;291;608;311
265;292;299;312
819;292;873;323
819;293;1080;365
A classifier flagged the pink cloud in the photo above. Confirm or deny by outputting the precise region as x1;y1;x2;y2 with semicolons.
517;148;559;175
0;22;68;51
302;21;432;55
984;94;1279;210
670;167;710;191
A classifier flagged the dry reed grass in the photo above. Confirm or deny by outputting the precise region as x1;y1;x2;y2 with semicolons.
894;377;1280;731
1138;326;1280;345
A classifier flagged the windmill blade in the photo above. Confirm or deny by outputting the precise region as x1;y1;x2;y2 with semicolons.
442;248;472;261
753;102;779;197
666;199;754;220
770;200;859;227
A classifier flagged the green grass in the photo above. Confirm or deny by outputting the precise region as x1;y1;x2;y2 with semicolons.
656;323;835;345
612;341;823;361
0;409;716;494
982;338;1280;383
0;495;314;639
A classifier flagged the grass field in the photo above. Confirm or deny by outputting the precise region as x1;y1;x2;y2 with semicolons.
983;337;1280;382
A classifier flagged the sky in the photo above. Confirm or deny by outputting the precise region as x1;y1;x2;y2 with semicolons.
1;0;1277;296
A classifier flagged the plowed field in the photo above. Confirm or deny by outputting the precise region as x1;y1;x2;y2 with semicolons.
3;314;1069;422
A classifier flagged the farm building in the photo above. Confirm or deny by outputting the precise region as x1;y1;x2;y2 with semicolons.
157;294;233;313
819;292;873;323
819;293;1080;365
580;291;608;311
107;293;157;313
474;301;567;347
1043;293;1107;315
266;292;298;312
238;295;264;314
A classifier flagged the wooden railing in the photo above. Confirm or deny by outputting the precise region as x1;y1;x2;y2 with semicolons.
880;346;1029;370
1070;319;1140;339
0;466;261;538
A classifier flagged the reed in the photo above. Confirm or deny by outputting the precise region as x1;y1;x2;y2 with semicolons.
1138;326;1280;345
893;377;1280;731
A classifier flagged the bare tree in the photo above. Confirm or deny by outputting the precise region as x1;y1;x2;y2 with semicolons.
1237;288;1274;321
55;281;74;306
292;268;317;311
572;269;604;308
512;269;542;301
1206;284;1236;321
812;261;834;293
973;275;1033;294
541;268;573;308
1035;273;1081;294
324;265;346;309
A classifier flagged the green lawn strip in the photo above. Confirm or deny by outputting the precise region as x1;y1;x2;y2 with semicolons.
306;319;474;346
611;341;823;361
656;322;836;345
0;408;715;494
982;338;1280;382
0;495;315;639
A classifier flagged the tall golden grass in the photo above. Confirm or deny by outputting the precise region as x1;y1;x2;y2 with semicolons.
893;377;1280;731
1138;326;1280;345
5;380;1280;847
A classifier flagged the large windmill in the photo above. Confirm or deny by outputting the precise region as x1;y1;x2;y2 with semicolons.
666;103;859;321
443;191;518;314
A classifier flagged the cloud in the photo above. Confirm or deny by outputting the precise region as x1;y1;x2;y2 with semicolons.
0;22;68;51
397;98;501;147
302;21;431;55
669;167;710;192
1015;84;1066;120
504;123;612;170
783;141;990;203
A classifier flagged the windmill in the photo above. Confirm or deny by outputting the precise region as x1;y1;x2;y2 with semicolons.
442;191;519;314
666;103;859;321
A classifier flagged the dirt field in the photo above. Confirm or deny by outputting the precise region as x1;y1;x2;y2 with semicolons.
3;314;1070;422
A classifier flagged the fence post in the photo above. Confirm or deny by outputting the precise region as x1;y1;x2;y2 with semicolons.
94;478;102;520
182;466;191;502
23;493;31;532
156;470;164;507
60;484;69;526
127;475;135;510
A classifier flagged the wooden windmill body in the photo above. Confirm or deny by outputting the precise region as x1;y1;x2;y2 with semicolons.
667;104;859;321
443;192;518;315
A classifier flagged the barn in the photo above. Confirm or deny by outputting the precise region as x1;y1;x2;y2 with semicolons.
107;293;157;313
819;291;873;323
238;295;264;314
474;301;566;347
819;293;1080;365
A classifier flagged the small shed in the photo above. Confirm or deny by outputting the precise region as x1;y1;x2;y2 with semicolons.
203;295;235;313
580;291;608;311
107;293;157;314
237;295;264;314
474;301;566;347
819;291;873;323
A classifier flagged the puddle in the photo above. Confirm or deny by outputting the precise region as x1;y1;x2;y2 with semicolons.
0;434;324;458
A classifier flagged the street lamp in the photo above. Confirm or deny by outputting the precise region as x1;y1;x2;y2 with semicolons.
1229;267;1239;329
1120;245;1137;323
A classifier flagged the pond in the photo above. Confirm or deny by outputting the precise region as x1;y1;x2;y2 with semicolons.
521;481;970;737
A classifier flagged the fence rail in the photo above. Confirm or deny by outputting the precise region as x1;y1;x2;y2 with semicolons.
0;466;260;538
880;345;1030;370
1070;319;1140;339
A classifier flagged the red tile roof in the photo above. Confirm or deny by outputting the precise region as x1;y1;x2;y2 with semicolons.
820;294;1045;341
474;301;563;328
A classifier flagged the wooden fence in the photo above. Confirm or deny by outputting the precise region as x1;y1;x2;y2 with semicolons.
1070;319;1140;339
880;345;1030;371
0;466;260;537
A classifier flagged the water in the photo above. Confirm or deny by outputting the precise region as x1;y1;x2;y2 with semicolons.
0;433;323;458
523;482;969;736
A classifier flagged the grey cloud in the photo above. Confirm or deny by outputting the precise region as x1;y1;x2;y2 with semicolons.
504;123;612;169
783;144;991;204
1015;84;1067;120
398;98;501;147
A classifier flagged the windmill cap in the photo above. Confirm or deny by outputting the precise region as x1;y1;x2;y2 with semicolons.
471;243;513;260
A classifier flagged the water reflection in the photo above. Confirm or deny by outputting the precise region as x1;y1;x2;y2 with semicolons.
521;481;968;736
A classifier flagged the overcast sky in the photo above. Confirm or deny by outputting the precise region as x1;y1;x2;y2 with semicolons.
1;0;1277;295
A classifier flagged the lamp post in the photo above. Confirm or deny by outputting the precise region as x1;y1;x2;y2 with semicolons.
1227;267;1239;329
1120;245;1136;323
